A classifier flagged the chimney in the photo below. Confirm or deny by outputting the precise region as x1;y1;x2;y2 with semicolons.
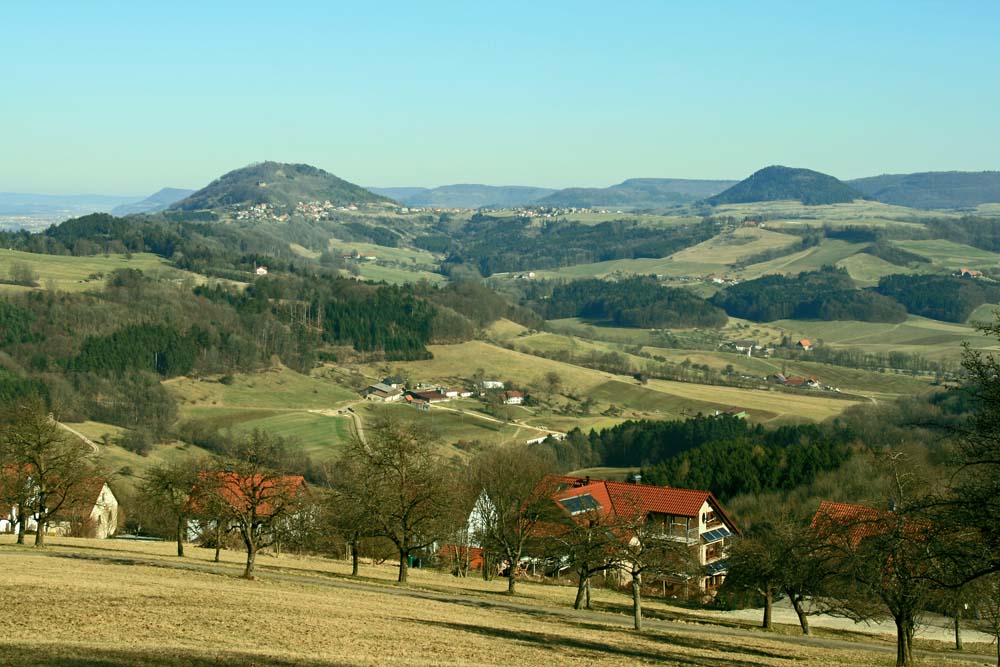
585;476;591;486
629;473;642;485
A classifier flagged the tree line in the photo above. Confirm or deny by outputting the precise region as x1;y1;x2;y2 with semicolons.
440;214;722;277
711;266;908;323
524;276;727;329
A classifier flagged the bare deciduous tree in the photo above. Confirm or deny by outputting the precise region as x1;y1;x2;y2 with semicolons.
141;456;208;557
206;431;308;579
336;410;458;583
468;445;557;595
0;398;93;547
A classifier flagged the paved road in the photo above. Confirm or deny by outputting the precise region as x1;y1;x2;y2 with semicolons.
40;548;995;665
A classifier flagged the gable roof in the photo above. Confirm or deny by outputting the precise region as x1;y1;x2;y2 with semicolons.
546;475;739;534
810;500;886;546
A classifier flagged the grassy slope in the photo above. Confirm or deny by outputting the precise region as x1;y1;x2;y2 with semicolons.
771;315;1000;361
893;239;1000;270
366;340;859;424
737;239;868;278
0;537;981;667
326;237;446;285
166;366;359;461
835;253;917;286
529;227;800;280
0;249;202;293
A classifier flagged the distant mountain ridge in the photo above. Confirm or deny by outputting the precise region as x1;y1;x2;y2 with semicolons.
171;161;392;211
111;187;194;216
706;166;864;206
538;178;736;208
848;171;1000;209
0;192;140;217
370;184;556;208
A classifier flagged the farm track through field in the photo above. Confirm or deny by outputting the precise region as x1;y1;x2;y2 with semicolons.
39;548;993;665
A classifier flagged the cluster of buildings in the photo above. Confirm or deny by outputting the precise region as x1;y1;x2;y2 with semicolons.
362;377;524;409
343;249;378;262
231;202;290;223
294;200;360;220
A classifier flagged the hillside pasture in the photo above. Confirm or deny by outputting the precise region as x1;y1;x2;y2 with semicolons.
667;227;800;265
892;239;1000;270
0;249;201;293
369;341;859;424
357;401;539;452
738;239;868;278
770;315;1000;361
835;252;917;286
0;537;980;667
710;199;948;224
166;366;357;411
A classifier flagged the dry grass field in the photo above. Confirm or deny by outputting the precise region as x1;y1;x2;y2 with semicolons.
0;248;210;293
0;536;986;667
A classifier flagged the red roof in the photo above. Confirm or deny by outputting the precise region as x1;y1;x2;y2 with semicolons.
811;500;886;546
410;390;447;402
192;472;306;516
546;475;738;532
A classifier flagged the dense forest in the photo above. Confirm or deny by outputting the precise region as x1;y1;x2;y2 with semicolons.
534;414;853;501
440;214;722;276
876;273;1000;323
536;390;968;502
710;267;907;323
525;276;727;328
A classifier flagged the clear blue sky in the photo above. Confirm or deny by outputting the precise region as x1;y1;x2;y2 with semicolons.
3;1;998;194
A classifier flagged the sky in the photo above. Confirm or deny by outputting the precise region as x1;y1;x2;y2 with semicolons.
3;1;999;195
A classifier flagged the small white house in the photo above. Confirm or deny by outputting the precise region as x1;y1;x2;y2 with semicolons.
255;266;269;276
9;480;119;539
503;391;524;405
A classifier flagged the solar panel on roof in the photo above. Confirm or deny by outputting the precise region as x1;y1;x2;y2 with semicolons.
702;526;732;544
560;493;601;515
705;560;729;575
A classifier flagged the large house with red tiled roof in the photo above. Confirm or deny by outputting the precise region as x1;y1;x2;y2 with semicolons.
549;476;739;593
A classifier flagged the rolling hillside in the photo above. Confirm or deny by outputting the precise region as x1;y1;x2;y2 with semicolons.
706;166;864;206
171;161;394;211
850;171;1000;209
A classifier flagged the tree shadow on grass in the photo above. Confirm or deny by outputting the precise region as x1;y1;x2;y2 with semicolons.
1;645;352;667
407;619;802;667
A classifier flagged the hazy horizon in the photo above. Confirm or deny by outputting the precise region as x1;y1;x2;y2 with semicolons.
4;1;999;195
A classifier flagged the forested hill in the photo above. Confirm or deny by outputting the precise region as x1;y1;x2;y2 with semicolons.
171;162;394;211
706;166;864;206
848;171;1000;209
526;276;727;328
538;178;735;208
710;267;907;323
